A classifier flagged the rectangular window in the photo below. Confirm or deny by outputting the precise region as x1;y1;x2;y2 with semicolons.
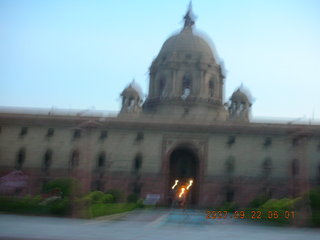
292;138;299;146
264;137;272;147
20;127;28;137
100;130;108;140
227;136;236;146
73;129;81;140
136;132;144;141
47;128;54;137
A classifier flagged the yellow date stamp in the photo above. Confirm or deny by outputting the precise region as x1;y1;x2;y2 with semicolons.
206;210;295;219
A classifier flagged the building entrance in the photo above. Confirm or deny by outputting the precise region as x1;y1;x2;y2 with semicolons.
168;147;198;207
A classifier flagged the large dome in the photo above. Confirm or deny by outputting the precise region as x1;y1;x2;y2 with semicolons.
143;4;228;121
158;28;215;60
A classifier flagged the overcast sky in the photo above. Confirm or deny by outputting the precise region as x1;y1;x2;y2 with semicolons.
1;0;320;121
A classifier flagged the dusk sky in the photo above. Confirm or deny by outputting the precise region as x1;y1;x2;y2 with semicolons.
1;0;320;121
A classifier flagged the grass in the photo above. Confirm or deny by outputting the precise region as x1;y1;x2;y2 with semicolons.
89;203;138;218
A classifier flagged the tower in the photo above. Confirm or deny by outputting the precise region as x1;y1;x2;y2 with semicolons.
142;4;228;121
120;81;142;114
228;88;252;121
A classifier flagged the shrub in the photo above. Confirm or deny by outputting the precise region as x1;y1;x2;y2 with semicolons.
249;195;270;208
259;198;300;224
136;198;145;208
42;177;78;198
48;198;71;216
87;191;104;203
307;187;320;226
127;193;139;203
261;198;297;211
105;189;125;203
0;196;48;215
102;194;114;203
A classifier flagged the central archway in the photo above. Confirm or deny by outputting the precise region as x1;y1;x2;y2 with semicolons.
168;147;199;206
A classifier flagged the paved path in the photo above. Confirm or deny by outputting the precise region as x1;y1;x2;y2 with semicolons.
0;209;319;240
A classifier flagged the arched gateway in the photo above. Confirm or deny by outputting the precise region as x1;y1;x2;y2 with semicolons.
168;147;199;207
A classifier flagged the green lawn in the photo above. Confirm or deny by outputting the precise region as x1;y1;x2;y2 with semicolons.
89;203;138;218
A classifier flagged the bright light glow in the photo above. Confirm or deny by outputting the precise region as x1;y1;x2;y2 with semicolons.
171;179;179;189
179;187;185;198
186;180;193;190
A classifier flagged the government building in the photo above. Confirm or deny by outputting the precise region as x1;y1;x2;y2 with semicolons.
0;7;319;207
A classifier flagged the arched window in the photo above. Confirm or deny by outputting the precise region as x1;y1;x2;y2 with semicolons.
262;158;272;178
128;97;135;109
133;153;142;173
43;149;52;172
291;158;299;177
16;148;26;170
159;78;166;96
208;79;214;97
97;152;106;168
182;74;192;97
225;156;235;174
70;150;80;169
99;130;108;141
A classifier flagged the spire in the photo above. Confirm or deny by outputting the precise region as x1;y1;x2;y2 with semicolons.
183;1;195;30
130;78;135;87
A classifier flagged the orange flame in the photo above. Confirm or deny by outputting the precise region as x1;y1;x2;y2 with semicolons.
179;187;185;198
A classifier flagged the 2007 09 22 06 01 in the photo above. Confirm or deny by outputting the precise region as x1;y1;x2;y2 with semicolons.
206;210;295;219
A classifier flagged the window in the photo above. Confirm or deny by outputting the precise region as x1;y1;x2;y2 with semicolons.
225;156;235;174
159;78;166;96
291;159;299;177
46;128;54;137
136;132;144;141
20;127;28;137
16;148;26;170
43;150;52;172
182;75;192;89
73;129;81;140
100;130;108;141
263;137;272;147
227;136;236;147
226;187;234;202
292;138;299;146
262;158;272;178
70;150;80;169
182;74;192;97
209;79;214;97
133;154;142;173
97;152;106;168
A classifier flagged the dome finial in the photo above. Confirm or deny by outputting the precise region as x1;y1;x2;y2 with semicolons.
183;1;195;29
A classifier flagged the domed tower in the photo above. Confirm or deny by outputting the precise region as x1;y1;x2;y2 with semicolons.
120;81;142;114
143;5;228;121
228;88;252;122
